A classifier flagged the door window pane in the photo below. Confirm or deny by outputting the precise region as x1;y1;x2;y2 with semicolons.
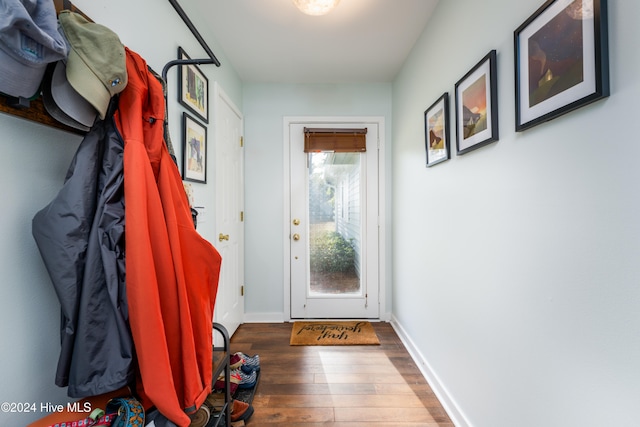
308;152;362;296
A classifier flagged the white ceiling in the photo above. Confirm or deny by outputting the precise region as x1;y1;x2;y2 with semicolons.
185;0;440;83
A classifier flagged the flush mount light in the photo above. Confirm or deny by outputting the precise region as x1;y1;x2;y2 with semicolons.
292;0;341;16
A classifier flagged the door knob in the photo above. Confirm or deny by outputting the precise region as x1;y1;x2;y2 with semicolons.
218;233;229;242
292;233;300;241
293;218;300;226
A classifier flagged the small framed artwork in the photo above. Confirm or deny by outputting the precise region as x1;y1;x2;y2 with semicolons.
455;50;499;155
178;46;209;123
424;93;450;167
514;0;609;131
182;112;207;183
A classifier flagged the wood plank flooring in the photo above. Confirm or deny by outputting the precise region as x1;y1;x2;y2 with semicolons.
229;322;454;426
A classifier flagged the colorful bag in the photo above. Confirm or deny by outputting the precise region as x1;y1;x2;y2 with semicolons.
106;397;144;427
46;396;144;427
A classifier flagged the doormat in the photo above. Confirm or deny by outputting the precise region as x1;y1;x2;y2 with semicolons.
290;321;380;346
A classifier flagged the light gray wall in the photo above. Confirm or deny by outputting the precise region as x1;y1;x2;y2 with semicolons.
242;83;393;319
392;0;640;426
4;1;638;425
0;117;81;425
0;1;241;424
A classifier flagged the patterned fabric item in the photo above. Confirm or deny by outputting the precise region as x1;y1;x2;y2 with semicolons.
45;397;144;427
46;412;117;427
106;397;145;427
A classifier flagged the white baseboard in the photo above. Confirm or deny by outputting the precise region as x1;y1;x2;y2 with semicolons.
243;312;286;323
243;312;392;323
390;315;471;427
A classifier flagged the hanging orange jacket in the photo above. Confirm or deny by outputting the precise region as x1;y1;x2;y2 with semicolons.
114;47;222;427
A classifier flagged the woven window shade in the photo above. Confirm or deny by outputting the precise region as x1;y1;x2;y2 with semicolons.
303;128;367;153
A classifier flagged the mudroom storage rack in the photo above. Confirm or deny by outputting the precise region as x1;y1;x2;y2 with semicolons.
209;322;232;427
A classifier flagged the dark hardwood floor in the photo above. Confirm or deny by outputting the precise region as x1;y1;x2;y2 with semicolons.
229;322;454;426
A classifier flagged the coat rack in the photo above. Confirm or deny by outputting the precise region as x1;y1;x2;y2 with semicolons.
163;0;221;126
0;0;220;134
164;0;221;81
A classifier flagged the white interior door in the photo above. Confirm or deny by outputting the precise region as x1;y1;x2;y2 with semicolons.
289;122;379;319
214;83;244;336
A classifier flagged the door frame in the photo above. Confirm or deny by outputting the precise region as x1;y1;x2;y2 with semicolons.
283;116;386;321
213;82;244;337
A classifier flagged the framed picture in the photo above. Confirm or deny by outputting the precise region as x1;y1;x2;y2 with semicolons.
455;50;499;155
424;93;450;167
182;112;207;183
178;46;209;123
514;0;609;131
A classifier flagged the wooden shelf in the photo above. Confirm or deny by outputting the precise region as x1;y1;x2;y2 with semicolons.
0;0;89;135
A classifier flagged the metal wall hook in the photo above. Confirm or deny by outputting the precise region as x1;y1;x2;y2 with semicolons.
162;0;221;157
163;0;221;84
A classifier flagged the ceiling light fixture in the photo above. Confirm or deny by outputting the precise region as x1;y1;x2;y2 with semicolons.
292;0;341;16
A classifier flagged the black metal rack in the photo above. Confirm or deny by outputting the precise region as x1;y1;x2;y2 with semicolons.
208;322;231;427
162;0;221;122
161;15;228;424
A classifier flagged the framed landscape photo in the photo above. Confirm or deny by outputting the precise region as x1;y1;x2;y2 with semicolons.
424;93;450;167
178;46;209;123
514;0;609;131
455;50;499;155
182;112;207;183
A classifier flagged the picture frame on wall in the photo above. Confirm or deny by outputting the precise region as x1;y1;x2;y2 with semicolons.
178;46;209;123
514;0;609;131
455;50;499;155
424;93;450;167
182;112;207;183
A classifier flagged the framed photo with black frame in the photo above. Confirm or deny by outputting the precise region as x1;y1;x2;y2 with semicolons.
178;46;209;123
424;92;450;167
455;50;499;155
182;112;207;183
514;0;609;131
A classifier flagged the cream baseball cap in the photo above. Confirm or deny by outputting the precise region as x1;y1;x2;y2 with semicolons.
58;11;127;120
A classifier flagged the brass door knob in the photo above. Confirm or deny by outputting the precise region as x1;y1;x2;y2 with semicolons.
292;233;300;241
293;218;300;226
218;233;230;242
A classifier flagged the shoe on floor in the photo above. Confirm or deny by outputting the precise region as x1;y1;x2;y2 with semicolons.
229;353;243;370
205;395;254;423
231;352;260;374
218;368;257;389
230;399;254;422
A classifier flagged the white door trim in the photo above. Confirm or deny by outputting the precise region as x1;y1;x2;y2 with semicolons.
214;82;244;337
283;116;386;321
